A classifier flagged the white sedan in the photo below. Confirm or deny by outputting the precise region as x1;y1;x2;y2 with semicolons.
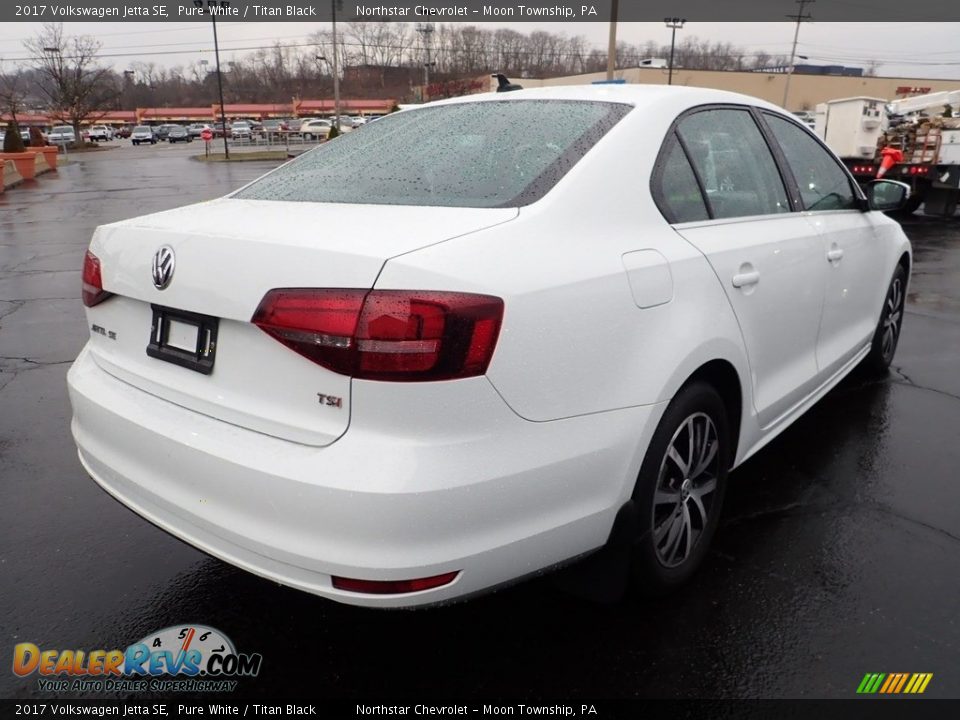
299;118;352;140
68;86;911;607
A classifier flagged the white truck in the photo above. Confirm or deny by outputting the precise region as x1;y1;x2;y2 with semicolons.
815;91;960;216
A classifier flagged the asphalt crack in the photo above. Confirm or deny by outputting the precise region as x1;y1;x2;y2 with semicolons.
0;356;73;394
0;300;25;323
891;365;960;403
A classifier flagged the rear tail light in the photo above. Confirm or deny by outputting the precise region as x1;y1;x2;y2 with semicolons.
82;250;113;307
252;289;504;382
332;571;459;595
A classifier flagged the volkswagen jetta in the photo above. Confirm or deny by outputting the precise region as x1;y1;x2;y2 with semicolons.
68;86;911;607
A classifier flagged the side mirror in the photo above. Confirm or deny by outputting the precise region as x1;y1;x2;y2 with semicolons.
866;179;911;212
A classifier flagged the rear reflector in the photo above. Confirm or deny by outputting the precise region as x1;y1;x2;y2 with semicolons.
252;289;503;381
82;250;113;307
331;571;459;595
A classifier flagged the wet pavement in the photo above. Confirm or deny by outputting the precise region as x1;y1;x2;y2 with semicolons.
1;145;959;700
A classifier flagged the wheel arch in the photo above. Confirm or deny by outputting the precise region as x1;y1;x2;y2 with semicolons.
680;359;744;464
655;339;752;468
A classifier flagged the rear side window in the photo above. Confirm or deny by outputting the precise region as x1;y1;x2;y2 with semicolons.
654;134;709;223
234;100;631;208
677;108;791;219
763;113;858;211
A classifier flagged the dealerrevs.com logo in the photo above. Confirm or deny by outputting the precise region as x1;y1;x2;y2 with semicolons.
12;625;262;693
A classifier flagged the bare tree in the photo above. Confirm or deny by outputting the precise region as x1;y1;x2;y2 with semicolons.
0;60;30;124
24;23;117;136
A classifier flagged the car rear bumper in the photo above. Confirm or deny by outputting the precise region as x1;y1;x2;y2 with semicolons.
68;344;660;607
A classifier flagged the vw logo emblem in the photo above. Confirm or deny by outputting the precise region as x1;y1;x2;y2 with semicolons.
152;246;175;290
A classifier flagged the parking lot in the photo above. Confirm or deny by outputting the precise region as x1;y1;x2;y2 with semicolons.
1;146;959;699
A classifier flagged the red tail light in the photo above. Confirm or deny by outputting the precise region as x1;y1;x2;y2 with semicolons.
252;289;503;381
82;250;113;307
332;571;459;594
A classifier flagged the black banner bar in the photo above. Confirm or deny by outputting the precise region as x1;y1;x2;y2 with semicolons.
3;0;960;24
3;699;960;719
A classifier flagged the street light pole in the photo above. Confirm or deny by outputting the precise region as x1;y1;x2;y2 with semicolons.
195;0;229;158
416;23;435;99
331;0;341;130
665;18;686;86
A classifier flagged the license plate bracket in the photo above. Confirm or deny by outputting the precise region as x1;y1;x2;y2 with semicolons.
147;304;219;375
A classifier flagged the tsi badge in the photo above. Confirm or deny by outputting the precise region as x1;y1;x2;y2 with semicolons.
152;245;176;290
12;624;262;693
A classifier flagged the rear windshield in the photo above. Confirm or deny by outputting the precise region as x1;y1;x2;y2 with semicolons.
234;100;631;208
134;126;151;132
53;126;72;132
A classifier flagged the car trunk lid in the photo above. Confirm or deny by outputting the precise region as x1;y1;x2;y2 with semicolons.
86;197;517;446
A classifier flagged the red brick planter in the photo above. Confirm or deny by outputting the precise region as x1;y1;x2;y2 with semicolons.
0;152;37;181
25;146;59;171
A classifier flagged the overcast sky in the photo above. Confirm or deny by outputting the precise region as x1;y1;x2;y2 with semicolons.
1;22;959;80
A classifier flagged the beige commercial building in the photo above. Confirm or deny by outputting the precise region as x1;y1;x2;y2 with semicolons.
515;67;960;111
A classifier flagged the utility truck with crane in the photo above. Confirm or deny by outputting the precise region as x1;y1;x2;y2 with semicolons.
815;90;960;216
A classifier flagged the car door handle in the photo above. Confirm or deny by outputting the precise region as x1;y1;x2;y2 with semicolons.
827;248;844;262
732;271;760;288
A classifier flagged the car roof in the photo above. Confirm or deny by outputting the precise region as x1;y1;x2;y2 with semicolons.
420;84;787;116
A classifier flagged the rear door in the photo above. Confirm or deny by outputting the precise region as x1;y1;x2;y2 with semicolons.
663;106;827;428
760;112;888;376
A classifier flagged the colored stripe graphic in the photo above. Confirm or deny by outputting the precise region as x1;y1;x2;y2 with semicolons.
894;673;910;693
857;672;933;694
879;674;896;693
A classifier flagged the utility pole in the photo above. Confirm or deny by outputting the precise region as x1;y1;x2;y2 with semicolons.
783;0;814;109
606;0;618;81
331;0;341;130
416;23;435;100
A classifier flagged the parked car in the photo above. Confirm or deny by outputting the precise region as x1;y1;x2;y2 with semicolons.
0;127;31;144
350;116;367;127
69;86;912;608
166;125;191;143
154;124;177;141
87;126;114;142
187;123;211;138
299;118;330;140
115;126;133;139
327;115;357;130
230;120;253;140
262;119;289;135
130;125;157;145
299;118;351;140
211;121;228;138
47;125;76;145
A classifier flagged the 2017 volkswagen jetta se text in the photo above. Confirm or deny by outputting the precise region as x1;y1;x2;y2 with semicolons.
68;86;912;607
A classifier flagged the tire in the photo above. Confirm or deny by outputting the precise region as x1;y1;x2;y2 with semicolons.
863;264;907;374
133;141;139;146
630;381;731;595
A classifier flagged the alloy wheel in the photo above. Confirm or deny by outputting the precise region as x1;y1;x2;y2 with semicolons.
652;412;720;568
881;277;904;362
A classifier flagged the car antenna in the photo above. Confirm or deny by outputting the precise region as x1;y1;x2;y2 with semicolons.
492;73;523;92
